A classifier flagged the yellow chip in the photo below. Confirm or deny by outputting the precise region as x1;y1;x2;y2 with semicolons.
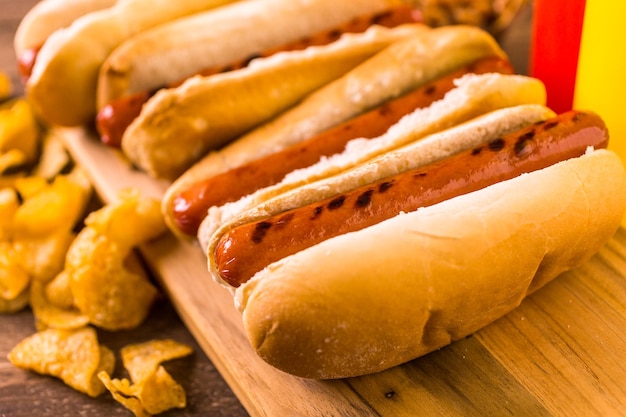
13;175;90;237
123;339;192;414
138;365;187;415
67;227;159;330
13;228;75;283
13;175;47;199
121;339;193;383
60;190;165;330
0;149;27;174
0;242;30;300
45;269;75;310
99;339;193;416
0;286;29;313
0;188;19;238
98;372;150;417
85;188;166;249
98;369;186;416
95;346;116;397
8;326;114;397
0;99;40;166
30;279;89;331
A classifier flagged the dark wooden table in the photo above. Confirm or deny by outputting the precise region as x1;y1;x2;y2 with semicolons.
0;2;249;416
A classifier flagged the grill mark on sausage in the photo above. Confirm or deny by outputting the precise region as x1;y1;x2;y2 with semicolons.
310;206;324;220
276;212;295;229
378;104;393;117
488;138;505;151
379;181;394;193
515;130;536;156
544;120;559;130
356;189;374;207
252;221;272;244
328;196;346;210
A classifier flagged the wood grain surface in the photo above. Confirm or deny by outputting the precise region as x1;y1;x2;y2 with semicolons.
3;1;626;417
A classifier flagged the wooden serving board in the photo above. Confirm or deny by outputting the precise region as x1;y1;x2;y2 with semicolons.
60;127;626;417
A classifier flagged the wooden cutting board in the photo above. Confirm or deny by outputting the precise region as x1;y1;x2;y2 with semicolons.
60;127;626;417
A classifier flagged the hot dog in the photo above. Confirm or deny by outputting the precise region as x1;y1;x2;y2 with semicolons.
214;110;608;287
161;25;511;236
96;1;421;147
121;23;427;180
200;73;553;265
198;75;626;379
23;0;243;126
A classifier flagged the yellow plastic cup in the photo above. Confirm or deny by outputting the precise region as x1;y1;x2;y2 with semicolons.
574;0;626;227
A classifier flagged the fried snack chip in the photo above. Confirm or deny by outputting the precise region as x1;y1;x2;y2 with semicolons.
0;168;91;313
0;242;30;301
0;287;29;313
121;339;194;383
0;149;27;174
0;98;40;170
66;230;160;330
13;172;90;238
135;366;188;415
83;188;167;249
98;339;193;417
0;235;30;313
45;269;75;310
62;189;166;330
12;175;47;198
0;95;43;189
0;188;19;240
8;326;115;397
98;373;151;417
13;228;76;283
30;278;89;330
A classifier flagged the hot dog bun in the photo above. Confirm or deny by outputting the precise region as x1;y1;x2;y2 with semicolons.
122;24;424;180
96;0;404;109
163;25;509;235
236;148;625;379
26;0;241;126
